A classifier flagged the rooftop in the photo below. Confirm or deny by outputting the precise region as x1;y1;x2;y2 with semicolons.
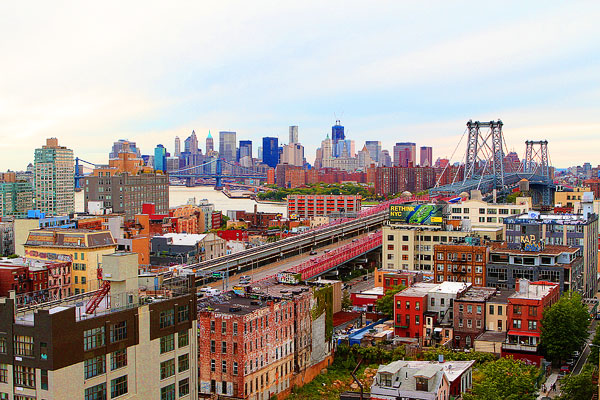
457;287;497;302
475;330;507;342
505;212;592;224
490;243;579;256
429;281;470;295
161;233;208;246
486;289;515;304
510;280;558;301
0;257;66;271
197;294;267;316
375;360;474;386
396;283;439;298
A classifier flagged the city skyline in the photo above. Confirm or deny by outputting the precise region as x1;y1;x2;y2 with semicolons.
2;2;600;169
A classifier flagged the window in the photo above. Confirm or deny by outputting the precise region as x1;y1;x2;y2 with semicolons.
84;327;105;351
85;382;107;400
528;320;538;330
14;335;34;357
513;305;522;315
467;319;472;328
529;306;537;316
497;306;503;316
160;334;175;354
458;304;463;313
512;319;522;329
210;320;215;333
0;337;5;354
160;309;175;328
14;365;35;388
161;383;175;400
415;301;420;310
84;355;106;379
178;305;189;323
489;305;494;315
110;321;127;343
222;360;227;373
211;359;215;372
477;305;482;314
178;330;189;347
233;361;238;376
160;359;175;380
405;301;410;310
111;349;127;370
222;341;227;354
476;320;481;328
430;297;435;307
179;378;189;397
178;354;189;372
0;364;7;383
221;320;227;334
467;305;472;313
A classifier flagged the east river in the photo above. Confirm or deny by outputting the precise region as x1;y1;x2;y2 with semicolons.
74;186;287;216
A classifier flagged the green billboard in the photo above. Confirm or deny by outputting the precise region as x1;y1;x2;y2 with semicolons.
389;204;444;225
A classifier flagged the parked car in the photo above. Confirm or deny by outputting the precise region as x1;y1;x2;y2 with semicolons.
309;250;317;255
559;365;571;376
239;275;252;284
572;351;581;359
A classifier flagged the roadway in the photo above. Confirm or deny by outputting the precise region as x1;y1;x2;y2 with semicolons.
572;318;597;375
199;233;374;291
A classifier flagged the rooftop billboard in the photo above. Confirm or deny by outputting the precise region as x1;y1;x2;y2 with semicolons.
389;204;443;225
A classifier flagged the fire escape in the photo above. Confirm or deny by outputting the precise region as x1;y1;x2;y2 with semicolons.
85;267;110;314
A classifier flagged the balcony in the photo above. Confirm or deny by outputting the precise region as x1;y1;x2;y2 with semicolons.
501;342;538;352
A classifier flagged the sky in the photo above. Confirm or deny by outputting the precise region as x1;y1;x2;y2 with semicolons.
1;1;600;170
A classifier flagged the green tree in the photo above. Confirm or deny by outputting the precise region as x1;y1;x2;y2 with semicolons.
589;323;600;366
505;191;522;203
341;291;352;310
558;365;596;400
463;357;538;400
540;291;590;364
375;285;405;318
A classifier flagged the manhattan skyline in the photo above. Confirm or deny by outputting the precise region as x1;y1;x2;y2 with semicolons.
2;1;600;169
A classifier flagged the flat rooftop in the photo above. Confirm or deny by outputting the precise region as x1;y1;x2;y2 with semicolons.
490;243;579;256
457;287;497;302
198;294;267;315
396;283;439;297
511;281;557;300
429;281;470;295
486;289;515;304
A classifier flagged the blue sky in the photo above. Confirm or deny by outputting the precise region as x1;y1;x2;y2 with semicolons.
1;1;599;169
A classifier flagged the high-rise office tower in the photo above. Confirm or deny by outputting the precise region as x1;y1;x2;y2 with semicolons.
281;143;304;167
380;150;392;167
154;144;167;172
174;136;181;157
365;141;381;163
184;130;199;154
262;137;279;168
335;140;355;158
206;131;214;153
289;125;298;144
420;146;433;167
34;138;74;215
109;139;141;159
237;140;253;161
219;131;237;162
332;120;345;145
258;146;263;161
393;142;416;167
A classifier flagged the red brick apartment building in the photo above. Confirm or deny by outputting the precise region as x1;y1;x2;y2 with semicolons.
197;285;312;399
393;283;439;339
501;279;560;366
287;195;362;219
453;287;496;348
434;240;488;286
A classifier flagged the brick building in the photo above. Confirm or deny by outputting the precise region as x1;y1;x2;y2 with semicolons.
453;287;496;348
434;240;488;286
197;284;313;399
501;279;560;366
393;283;439;339
287;195;362;219
375;269;424;292
374;166;436;196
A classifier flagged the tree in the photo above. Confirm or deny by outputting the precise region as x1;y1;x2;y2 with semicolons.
375;285;405;318
558;365;596;400
341;291;352;310
589;323;600;367
540;291;590;364
463;357;538;400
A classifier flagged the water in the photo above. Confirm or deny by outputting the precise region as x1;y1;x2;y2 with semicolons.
75;186;287;216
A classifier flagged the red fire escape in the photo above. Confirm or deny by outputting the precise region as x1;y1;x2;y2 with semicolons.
85;267;110;314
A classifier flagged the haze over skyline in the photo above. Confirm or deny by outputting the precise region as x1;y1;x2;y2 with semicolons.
2;1;599;169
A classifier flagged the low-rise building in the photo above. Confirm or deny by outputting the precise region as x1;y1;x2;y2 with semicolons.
370;360;474;400
23;229;117;294
375;269;424;291
393;283;439;339
501;279;560;366
452;287;496;349
433;239;488;286
150;233;226;264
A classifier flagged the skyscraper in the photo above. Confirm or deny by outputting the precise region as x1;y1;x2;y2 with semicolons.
237;140;253;161
332;120;345;144
206;131;214;153
262;137;279;168
219;131;237;162
289;125;298;144
174;136;181;157
154;144;167;172
34;138;74;215
393;142;416;167
184;130;199;154
365;141;381;163
420;146;433;167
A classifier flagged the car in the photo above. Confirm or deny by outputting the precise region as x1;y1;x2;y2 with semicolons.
565;358;575;367
324;249;331;253
239;275;252;284
572;351;581;359
560;365;571;375
362;275;369;281
309;250;317;255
